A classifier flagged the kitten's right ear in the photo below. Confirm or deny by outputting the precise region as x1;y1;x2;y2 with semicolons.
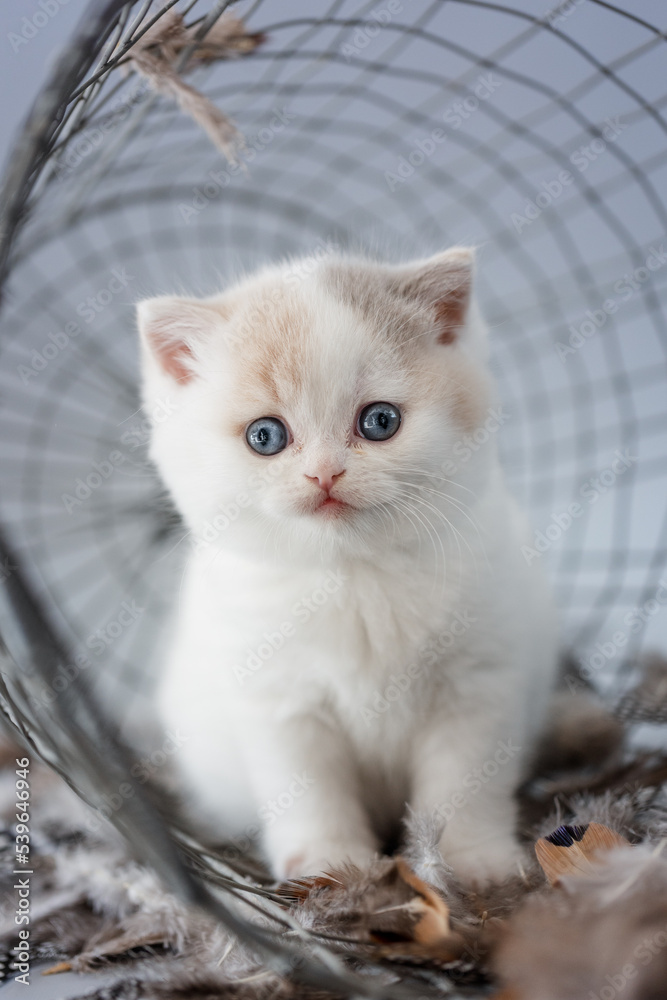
136;296;223;384
392;248;475;346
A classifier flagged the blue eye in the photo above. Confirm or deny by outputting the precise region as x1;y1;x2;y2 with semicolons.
358;402;401;441
246;417;288;456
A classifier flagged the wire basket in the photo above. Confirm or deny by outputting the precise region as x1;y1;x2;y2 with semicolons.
0;0;666;995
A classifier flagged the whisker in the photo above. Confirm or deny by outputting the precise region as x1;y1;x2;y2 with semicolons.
393;487;463;567
394;487;472;589
390;493;447;594
398;481;489;571
370;455;476;497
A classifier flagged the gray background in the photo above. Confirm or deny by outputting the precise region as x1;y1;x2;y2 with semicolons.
1;0;86;153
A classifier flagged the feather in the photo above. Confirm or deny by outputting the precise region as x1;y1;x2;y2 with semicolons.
281;857;463;959
3;654;667;998
493;846;667;1000
126;11;265;161
535;822;631;885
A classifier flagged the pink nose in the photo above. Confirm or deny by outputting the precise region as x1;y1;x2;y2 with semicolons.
305;470;345;493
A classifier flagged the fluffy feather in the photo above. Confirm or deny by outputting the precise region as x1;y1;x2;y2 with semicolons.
493;846;667;1000
1;657;667;999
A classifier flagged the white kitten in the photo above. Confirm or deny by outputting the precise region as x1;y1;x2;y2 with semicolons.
137;249;558;885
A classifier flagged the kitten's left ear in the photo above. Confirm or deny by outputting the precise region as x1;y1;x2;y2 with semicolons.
136;295;225;384
393;248;474;345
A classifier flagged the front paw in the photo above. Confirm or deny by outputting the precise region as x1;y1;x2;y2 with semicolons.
442;835;526;887
271;839;378;880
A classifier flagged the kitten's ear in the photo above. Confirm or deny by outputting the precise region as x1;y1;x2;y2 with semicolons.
393;248;474;345
136;296;224;384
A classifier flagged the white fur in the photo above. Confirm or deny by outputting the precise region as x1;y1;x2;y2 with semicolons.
137;250;558;884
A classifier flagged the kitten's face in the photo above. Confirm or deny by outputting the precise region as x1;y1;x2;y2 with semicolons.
137;251;496;564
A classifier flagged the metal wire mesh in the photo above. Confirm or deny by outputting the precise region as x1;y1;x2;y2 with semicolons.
0;0;666;993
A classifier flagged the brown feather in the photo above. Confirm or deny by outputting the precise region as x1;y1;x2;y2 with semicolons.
535;822;631;885
126;11;265;161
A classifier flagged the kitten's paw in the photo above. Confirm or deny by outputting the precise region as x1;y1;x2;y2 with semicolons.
274;840;378;880
443;836;526;887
